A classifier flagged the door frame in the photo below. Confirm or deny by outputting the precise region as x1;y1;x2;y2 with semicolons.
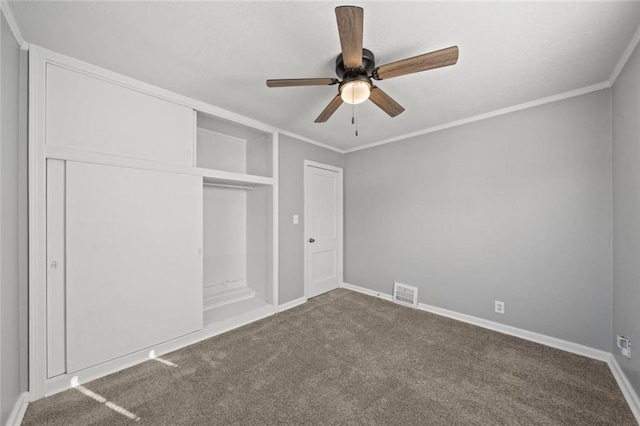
303;160;344;300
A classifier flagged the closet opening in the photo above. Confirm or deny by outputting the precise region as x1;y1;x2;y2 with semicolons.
196;113;274;327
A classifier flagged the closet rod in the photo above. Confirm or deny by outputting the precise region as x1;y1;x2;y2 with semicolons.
203;182;256;190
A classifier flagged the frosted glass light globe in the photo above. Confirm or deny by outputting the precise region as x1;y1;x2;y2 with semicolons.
340;80;371;104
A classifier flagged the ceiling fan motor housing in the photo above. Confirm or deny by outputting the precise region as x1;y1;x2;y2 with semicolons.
336;48;375;79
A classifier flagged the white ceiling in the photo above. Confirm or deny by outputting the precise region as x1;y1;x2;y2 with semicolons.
9;1;640;151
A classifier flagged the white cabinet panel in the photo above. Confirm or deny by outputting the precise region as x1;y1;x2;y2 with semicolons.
46;64;194;165
65;162;202;372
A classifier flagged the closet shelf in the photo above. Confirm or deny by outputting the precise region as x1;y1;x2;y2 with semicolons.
196;167;274;187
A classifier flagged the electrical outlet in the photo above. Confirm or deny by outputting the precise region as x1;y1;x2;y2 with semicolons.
617;335;631;359
495;300;505;314
293;215;299;225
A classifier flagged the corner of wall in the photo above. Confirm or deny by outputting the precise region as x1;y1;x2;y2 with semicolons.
609;22;640;86
610;17;640;420
0;1;27;51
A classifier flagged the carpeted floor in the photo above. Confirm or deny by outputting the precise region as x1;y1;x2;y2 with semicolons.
23;289;636;425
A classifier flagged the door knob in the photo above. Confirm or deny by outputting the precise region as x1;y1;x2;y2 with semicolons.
309;238;315;243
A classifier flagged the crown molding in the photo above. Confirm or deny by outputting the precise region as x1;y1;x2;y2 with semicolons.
609;22;640;86
278;129;345;154
331;22;640;154
344;81;610;154
1;1;28;50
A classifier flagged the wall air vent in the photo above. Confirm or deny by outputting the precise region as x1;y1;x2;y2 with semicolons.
393;282;419;307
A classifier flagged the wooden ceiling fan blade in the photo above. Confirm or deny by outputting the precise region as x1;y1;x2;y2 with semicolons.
335;6;363;69
369;87;405;117
373;46;459;80
266;78;339;88
315;95;343;123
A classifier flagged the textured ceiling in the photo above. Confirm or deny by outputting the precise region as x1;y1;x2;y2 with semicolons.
9;1;640;151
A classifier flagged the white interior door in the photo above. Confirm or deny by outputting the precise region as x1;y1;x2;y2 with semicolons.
305;161;343;298
65;161;203;373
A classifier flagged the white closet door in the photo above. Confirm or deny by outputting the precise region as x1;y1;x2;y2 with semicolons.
65;162;202;372
46;159;66;378
46;64;194;165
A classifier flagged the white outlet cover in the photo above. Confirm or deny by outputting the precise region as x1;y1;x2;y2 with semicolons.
293;214;299;225
495;301;505;314
617;335;631;358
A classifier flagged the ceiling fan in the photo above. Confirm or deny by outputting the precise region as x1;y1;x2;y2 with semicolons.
266;5;459;123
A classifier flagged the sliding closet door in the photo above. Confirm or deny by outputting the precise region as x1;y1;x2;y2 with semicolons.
65;162;202;373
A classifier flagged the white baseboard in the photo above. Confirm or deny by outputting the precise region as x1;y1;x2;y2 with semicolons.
342;282;393;302
277;296;307;312
342;282;608;362
608;354;640;423
417;301;610;362
6;391;29;426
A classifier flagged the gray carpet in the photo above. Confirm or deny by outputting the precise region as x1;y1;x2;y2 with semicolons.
23;289;636;425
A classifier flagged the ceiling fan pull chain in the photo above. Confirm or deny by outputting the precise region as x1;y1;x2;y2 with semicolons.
354;104;359;137
352;90;355;125
352;92;358;136
351;100;356;125
355;115;359;137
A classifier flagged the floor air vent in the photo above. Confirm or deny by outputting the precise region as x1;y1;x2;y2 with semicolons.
393;282;418;307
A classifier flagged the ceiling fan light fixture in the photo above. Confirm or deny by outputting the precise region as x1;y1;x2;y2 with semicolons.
340;80;371;104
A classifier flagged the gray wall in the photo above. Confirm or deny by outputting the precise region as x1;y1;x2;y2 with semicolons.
613;41;640;396
278;134;344;304
345;89;613;351
1;11;26;424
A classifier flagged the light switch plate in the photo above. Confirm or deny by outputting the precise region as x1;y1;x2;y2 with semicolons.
293;215;299;225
